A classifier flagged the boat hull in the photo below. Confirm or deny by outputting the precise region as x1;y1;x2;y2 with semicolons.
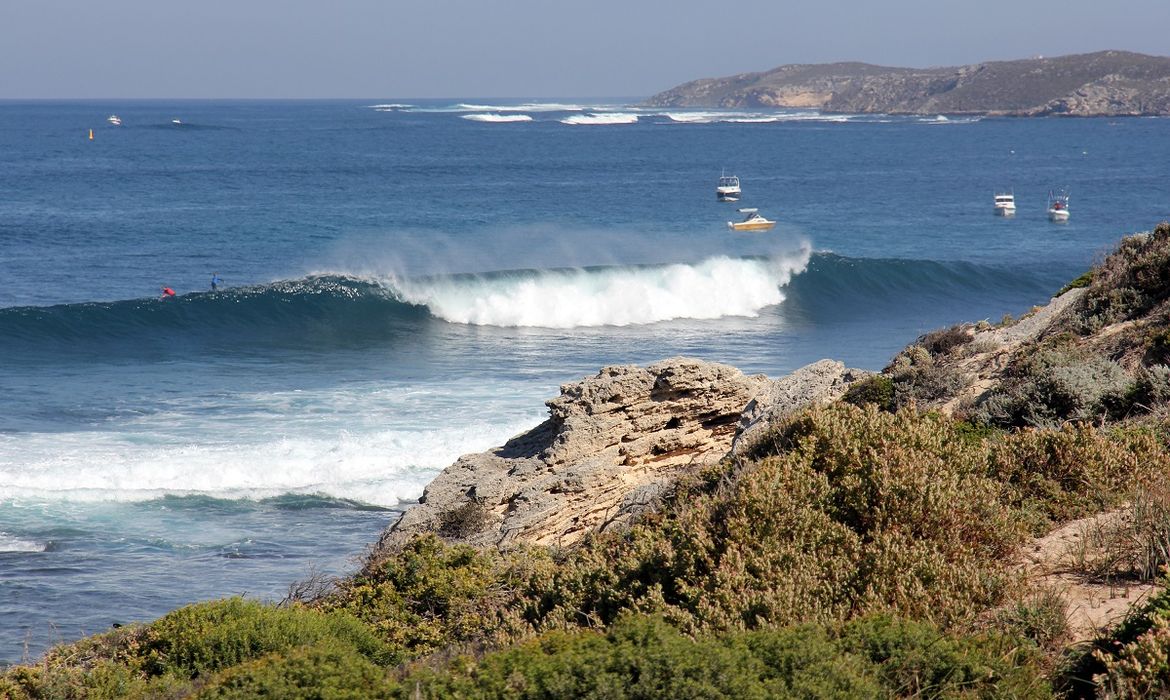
1048;209;1069;222
727;221;776;232
994;205;1016;216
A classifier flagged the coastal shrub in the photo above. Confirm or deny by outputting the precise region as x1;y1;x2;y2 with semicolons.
973;350;1132;428
1068;224;1170;332
532;404;1025;634
1128;364;1170;411
397;614;1050;699
836;615;1051;698
887;346;968;409
840;374;895;411
135;597;390;678
917;324;974;357
325;535;536;660
1144;327;1170;366
196;644;394;700
987;423;1168;532
992;590;1070;652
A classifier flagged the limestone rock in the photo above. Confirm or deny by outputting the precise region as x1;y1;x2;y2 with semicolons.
388;358;769;548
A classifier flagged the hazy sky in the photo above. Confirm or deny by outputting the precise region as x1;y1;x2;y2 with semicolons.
3;0;1168;99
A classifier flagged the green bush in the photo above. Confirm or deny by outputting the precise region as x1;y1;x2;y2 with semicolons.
137;598;391;678
325;535;536;660
399;614;1050;699
197;644;394;700
840;374;895;411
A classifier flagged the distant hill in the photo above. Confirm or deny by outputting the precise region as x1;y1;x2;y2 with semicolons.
643;50;1170;116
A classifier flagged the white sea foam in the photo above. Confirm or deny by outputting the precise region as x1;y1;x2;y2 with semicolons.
0;396;541;508
461;113;534;123
393;251;808;328
368;103;414;111
0;532;44;553
560;113;639;126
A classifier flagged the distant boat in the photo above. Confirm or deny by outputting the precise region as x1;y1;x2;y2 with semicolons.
727;208;775;232
993;191;1016;216
107;115;122;126
172;119;183;125
716;172;741;202
1047;189;1070;222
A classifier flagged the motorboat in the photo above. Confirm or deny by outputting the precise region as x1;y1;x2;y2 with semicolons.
1047;190;1070;222
716;172;741;202
993;191;1016;216
727;208;775;232
172;119;183;125
107;115;122;126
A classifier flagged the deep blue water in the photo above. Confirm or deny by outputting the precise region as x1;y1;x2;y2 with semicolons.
1;99;1168;664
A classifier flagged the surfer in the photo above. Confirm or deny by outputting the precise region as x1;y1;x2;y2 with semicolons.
210;272;222;291
160;286;176;300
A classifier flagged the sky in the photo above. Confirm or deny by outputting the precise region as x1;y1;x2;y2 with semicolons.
2;0;1169;99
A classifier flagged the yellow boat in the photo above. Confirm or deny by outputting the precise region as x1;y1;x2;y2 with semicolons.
727;208;776;232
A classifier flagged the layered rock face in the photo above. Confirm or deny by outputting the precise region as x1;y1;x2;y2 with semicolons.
385;358;866;549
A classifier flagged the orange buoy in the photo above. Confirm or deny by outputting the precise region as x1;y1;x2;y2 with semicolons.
88;128;94;141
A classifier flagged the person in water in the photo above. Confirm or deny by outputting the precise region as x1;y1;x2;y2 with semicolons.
210;272;222;291
160;286;176;299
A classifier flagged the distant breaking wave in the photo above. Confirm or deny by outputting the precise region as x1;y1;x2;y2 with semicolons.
461;113;534;123
454;102;585;113
560;113;639;125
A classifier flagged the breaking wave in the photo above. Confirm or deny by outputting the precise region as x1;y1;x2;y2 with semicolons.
461;113;534;123
560;112;640;125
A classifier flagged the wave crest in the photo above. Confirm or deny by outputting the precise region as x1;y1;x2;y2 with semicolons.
461;113;533;123
560;113;639;126
395;253;808;327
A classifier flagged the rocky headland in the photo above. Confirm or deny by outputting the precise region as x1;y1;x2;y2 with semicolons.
643;50;1170;116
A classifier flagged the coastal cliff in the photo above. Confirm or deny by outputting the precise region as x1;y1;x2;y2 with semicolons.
643;50;1170;116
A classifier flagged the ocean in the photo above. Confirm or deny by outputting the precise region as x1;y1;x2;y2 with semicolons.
1;100;1167;664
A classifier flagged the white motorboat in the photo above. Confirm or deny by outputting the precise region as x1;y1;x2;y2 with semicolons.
1047;190;1070;222
716;172;741;202
107;115;122;126
727;208;776;232
993;191;1016;216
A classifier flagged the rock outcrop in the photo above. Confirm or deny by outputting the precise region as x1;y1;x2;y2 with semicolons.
643;50;1170;117
384;357;866;549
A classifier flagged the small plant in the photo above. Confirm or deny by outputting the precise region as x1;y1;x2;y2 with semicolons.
438;500;492;539
917;325;974;357
1058;269;1095;295
994;590;1069;652
840;375;895;411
